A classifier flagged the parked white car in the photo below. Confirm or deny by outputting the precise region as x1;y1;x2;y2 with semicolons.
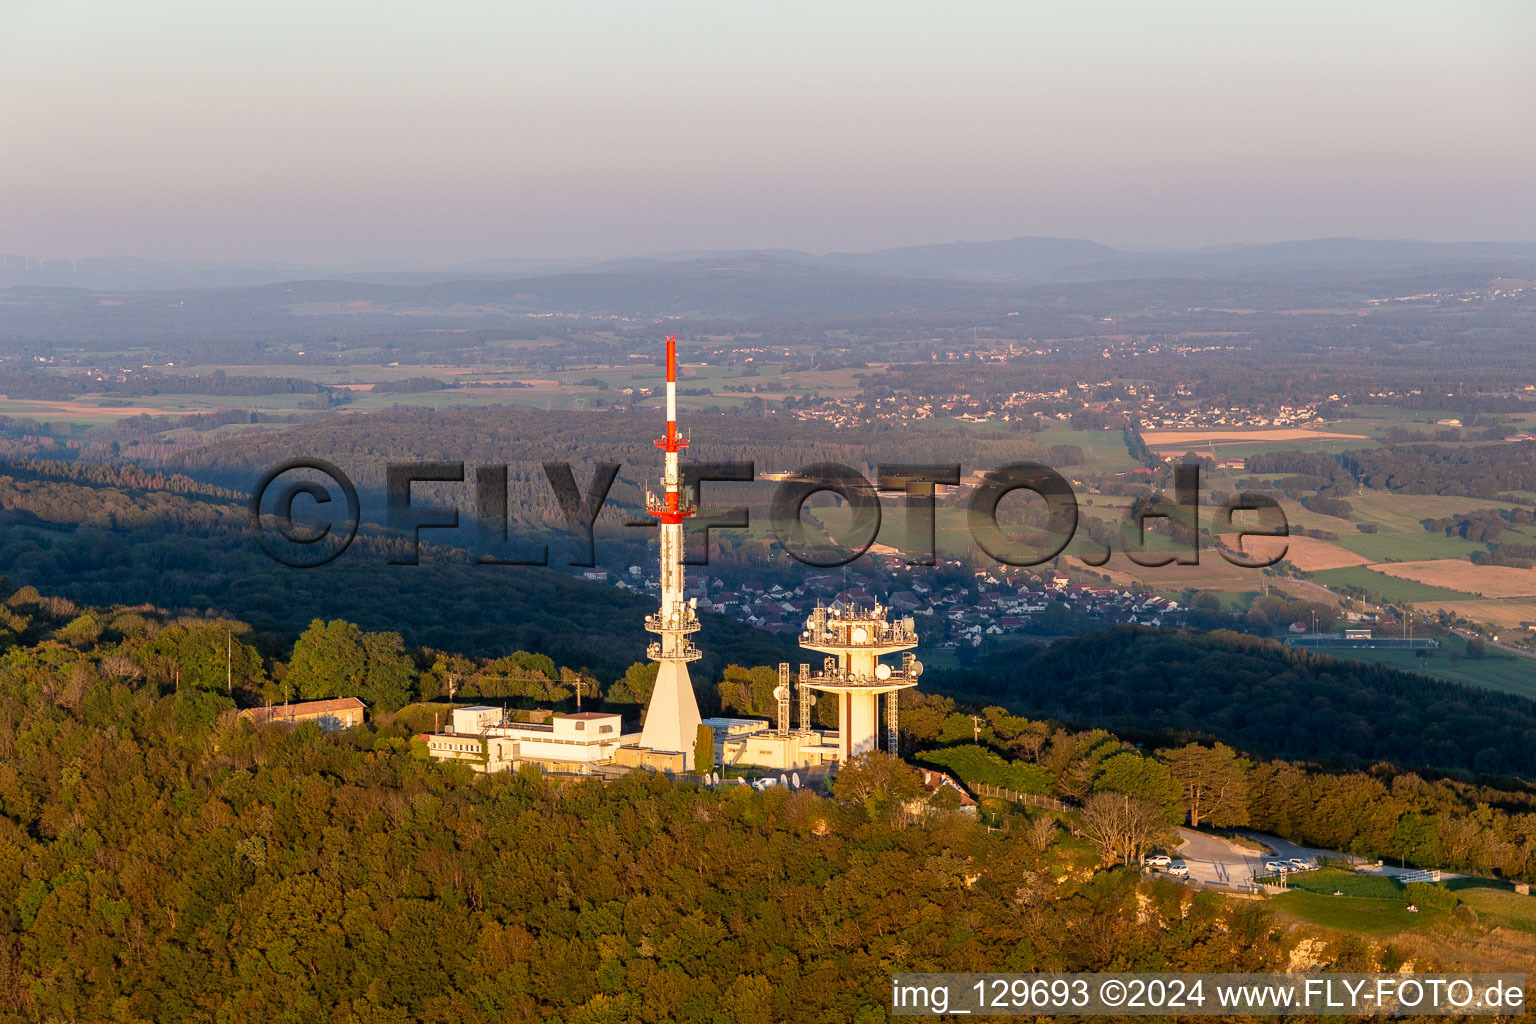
1264;860;1290;872
1288;858;1310;870
1144;854;1172;868
1167;861;1189;877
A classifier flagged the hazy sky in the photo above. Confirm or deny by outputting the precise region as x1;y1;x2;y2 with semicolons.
4;0;1534;265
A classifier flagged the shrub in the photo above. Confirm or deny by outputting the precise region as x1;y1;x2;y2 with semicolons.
1404;881;1459;910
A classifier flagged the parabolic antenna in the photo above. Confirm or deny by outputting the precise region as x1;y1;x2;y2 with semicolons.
852;626;869;643
910;660;924;677
874;663;892;680
791;771;801;789
773;685;789;701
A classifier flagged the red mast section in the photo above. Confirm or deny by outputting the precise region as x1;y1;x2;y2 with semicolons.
648;334;695;524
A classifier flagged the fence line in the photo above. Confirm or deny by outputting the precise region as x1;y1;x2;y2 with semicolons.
971;782;1070;812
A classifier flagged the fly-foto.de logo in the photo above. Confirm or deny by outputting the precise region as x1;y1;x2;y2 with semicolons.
250;459;1289;571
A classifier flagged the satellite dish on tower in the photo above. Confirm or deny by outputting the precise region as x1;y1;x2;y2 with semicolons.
852;626;869;643
792;771;801;789
910;660;924;677
875;663;892;680
773;685;789;701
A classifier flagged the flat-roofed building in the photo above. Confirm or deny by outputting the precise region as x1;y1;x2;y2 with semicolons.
703;716;841;770
422;710;637;775
239;697;365;732
720;729;841;770
451;705;503;734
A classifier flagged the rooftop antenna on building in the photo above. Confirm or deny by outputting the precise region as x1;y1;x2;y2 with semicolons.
775;663;791;734
797;663;815;734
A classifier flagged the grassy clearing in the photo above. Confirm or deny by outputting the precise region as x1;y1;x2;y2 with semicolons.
1330;530;1489;563
1033;428;1138;473
1283;868;1402;899
1272;891;1447;934
1454;887;1536;935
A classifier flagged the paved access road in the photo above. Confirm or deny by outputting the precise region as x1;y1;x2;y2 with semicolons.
1164;830;1345;887
1239;831;1354;868
1166;828;1288;887
1162;829;1460;887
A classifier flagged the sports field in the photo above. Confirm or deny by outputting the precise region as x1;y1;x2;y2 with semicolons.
1316;636;1536;701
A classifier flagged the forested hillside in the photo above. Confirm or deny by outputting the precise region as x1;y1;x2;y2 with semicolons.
7;454;1535;782
0;460;792;681
0;605;1403;1023
934;627;1536;779
161;406;1058;507
7;593;1536;1020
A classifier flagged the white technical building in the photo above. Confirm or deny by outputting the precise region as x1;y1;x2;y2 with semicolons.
422;706;639;775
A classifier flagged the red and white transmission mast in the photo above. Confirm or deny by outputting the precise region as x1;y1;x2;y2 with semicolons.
638;334;704;764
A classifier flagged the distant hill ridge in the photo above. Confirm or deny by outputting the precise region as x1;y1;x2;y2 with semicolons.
4;236;1531;292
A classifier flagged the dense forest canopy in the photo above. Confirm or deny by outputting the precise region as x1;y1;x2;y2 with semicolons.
5;592;1521;1021
934;627;1536;779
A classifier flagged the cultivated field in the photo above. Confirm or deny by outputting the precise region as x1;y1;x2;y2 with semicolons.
1424;601;1536;630
0;395;316;424
1368;560;1536;598
1309;566;1475;603
1218;533;1370;571
1142;427;1368;447
1063;550;1275;593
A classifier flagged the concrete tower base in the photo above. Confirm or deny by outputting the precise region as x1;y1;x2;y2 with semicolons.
638;659;702;768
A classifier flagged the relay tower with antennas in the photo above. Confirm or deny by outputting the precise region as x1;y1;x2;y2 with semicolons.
637;334;705;767
798;602;922;761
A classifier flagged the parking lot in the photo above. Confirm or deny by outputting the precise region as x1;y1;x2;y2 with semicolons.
1148;829;1341;889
